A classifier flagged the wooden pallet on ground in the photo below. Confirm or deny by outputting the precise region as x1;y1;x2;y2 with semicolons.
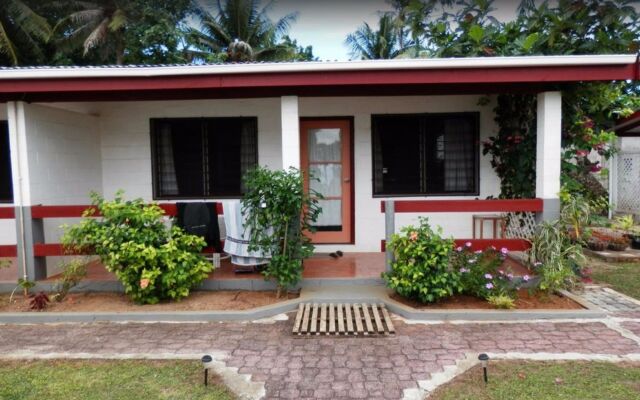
292;303;395;336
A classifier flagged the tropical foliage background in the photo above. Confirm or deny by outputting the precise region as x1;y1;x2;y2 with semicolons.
1;0;639;204
0;0;315;66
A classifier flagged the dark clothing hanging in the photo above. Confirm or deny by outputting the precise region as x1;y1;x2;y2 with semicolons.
176;202;222;252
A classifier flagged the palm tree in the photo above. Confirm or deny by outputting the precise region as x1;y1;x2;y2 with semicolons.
345;14;403;60
188;0;298;63
55;1;128;65
0;0;51;66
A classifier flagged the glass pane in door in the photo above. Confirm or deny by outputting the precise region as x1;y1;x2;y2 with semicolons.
308;128;342;231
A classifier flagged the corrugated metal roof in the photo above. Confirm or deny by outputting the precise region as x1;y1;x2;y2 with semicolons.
0;55;636;80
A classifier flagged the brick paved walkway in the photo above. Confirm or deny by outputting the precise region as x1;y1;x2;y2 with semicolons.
580;286;640;312
1;316;640;399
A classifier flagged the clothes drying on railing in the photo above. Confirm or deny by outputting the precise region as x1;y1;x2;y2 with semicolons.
222;200;270;272
175;202;222;252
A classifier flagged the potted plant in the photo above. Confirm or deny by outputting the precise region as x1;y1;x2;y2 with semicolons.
608;236;630;251
612;215;640;250
586;238;607;252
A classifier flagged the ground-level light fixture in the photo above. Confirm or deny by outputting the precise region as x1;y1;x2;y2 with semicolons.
478;353;490;384
201;355;213;386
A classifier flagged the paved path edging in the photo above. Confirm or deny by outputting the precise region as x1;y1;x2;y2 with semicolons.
0;285;608;324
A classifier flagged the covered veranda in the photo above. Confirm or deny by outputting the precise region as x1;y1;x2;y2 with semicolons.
0;55;637;290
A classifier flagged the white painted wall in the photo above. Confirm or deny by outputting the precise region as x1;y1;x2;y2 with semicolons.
96;95;499;252
0;103;15;245
23;104;102;205
299;96;500;252
21;104;102;272
98;98;282;200
15;95;500;254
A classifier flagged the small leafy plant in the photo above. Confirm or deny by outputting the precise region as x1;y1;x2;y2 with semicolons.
53;259;88;302
62;192;213;304
242;167;322;297
29;292;49;311
383;218;462;303
487;294;516;309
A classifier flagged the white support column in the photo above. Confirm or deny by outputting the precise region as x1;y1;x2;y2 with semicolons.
535;91;562;221
280;95;300;169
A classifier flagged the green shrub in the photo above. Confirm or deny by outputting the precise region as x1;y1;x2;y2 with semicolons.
382;218;462;303
62;192;213;304
452;245;525;300
242;167;322;297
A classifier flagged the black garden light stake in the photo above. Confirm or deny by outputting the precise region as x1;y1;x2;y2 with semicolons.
478;353;490;384
202;355;213;386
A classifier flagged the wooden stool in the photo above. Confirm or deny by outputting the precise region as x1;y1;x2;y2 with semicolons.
472;214;506;239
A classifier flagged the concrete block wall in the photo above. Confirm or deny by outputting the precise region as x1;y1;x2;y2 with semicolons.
22;104;102;274
98;98;282;200
96;95;500;252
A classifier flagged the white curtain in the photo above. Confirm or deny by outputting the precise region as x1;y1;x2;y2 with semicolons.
309;129;342;227
240;120;257;192
157;123;179;196
444;118;474;192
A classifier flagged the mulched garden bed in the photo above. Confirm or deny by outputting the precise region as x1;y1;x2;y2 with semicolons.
391;289;584;310
0;290;298;313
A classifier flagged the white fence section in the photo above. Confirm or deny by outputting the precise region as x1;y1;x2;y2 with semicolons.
612;151;640;216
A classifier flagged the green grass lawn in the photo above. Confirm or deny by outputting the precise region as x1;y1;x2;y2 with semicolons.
430;361;640;400
0;360;235;400
589;259;640;300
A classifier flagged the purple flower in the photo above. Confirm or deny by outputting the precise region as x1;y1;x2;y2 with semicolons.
507;273;514;280
459;268;469;273
465;242;472;248
500;247;508;255
523;275;530;282
484;273;493;280
456;246;463;252
485;283;494;289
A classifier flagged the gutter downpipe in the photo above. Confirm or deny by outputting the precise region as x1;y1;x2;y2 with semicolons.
7;101;28;282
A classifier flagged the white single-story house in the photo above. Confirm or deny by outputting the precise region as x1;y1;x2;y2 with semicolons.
0;54;637;283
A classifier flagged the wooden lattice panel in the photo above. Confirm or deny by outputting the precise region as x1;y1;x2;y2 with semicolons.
292;303;395;336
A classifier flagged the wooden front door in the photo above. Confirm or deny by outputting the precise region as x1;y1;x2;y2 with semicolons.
300;118;353;244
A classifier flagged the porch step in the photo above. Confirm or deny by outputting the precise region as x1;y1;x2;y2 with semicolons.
292;302;395;337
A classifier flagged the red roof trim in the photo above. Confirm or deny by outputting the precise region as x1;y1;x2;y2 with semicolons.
0;64;635;98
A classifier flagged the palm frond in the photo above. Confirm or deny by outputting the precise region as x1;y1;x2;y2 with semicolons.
83;17;109;54
0;21;19;65
7;0;52;41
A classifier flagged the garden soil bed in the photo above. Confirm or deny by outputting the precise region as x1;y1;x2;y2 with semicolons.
0;290;298;313
391;289;584;310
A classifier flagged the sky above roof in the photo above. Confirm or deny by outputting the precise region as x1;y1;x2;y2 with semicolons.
269;0;521;61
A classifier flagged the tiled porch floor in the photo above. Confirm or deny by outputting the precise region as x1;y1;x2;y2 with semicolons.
40;252;388;282
2;252;531;283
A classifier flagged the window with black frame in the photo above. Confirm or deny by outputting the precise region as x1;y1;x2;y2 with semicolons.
372;113;479;196
0;121;13;203
151;117;258;199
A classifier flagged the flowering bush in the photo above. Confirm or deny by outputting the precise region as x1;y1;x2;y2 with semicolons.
62;192;213;304
452;245;528;301
382;218;462;303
